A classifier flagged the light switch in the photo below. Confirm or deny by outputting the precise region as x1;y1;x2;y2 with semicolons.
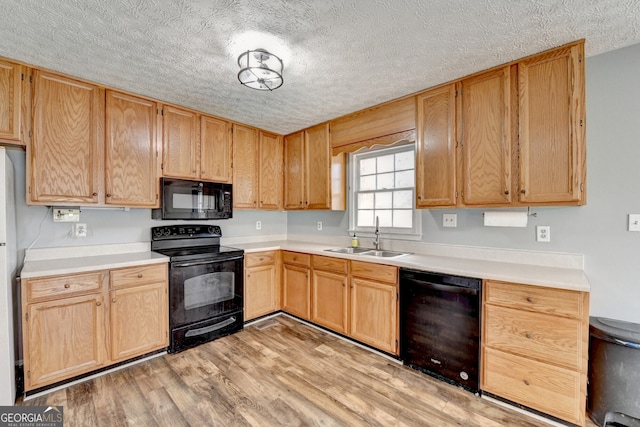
629;214;640;232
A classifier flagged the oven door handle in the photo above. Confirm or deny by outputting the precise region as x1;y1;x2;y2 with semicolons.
172;255;244;268
185;317;237;337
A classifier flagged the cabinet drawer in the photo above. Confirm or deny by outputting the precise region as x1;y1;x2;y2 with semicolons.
484;305;583;370
312;255;348;274
482;348;584;425
245;251;277;268
26;272;103;302
484;280;585;319
110;264;167;289
282;251;310;268
350;261;397;284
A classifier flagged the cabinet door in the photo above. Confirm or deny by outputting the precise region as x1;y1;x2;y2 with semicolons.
0;60;23;144
416;84;457;208
110;282;168;362
312;270;348;334
350;277;397;354
25;293;106;390
258;131;283;210
305;123;331;210
284;131;305;210
461;67;512;205
200;115;232;183
282;264;310;320
105;90;159;207
30;70;104;204
245;264;278;321
519;44;585;203
162;105;197;179
232;124;258;209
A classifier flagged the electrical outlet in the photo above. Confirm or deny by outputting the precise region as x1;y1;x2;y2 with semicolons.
629;214;640;232
256;221;262;230
74;223;87;237
317;221;323;231
443;214;457;228
536;225;550;242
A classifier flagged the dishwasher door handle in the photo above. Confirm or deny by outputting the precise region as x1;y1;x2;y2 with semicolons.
404;279;479;295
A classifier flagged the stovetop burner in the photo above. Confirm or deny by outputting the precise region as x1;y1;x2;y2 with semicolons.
150;225;244;263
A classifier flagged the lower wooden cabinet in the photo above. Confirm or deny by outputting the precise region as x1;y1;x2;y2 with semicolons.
311;256;349;335
481;279;589;426
282;255;311;320
350;261;398;355
244;251;280;321
22;263;168;391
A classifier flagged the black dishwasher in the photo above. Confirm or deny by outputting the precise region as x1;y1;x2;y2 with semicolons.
400;268;481;393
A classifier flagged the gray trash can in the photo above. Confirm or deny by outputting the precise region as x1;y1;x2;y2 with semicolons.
588;317;640;427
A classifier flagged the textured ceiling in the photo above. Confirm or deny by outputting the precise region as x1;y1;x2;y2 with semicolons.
1;0;639;135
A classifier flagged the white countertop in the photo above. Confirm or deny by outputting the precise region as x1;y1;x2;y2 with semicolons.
20;239;589;292
21;244;169;279
234;240;590;292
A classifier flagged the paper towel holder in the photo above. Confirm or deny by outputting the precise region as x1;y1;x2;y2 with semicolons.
481;207;537;218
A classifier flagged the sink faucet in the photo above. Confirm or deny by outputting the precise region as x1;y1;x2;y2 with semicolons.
373;216;381;250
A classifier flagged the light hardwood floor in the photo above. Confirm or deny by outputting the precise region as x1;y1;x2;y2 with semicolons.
20;316;596;426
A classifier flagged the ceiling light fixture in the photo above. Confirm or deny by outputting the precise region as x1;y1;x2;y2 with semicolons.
237;49;283;91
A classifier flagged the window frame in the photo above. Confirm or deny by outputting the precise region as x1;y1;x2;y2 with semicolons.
348;143;422;241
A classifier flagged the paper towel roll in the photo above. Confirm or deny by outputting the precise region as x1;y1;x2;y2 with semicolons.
483;211;528;227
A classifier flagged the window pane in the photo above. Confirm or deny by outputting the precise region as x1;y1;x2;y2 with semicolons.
375;192;392;209
393;210;413;228
393;190;413;208
358;192;374;209
377;154;394;173
377;172;394;190
360;158;376;175
358;210;374;227
360;175;376;191
395;150;414;170
395;170;414;188
375;210;393;227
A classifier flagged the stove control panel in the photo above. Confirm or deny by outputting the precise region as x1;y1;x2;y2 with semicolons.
151;225;222;240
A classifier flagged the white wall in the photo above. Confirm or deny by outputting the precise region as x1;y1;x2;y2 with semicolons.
289;42;640;324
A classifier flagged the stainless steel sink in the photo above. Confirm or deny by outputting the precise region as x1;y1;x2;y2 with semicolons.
324;247;410;258
360;250;409;258
324;247;373;254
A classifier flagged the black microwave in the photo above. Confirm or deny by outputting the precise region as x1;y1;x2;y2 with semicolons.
152;178;233;220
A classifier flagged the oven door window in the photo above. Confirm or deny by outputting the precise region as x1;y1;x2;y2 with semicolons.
184;271;234;310
170;257;243;327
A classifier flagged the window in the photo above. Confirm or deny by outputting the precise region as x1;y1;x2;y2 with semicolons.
349;144;421;239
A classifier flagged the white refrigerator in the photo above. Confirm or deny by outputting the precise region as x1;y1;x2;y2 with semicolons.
0;147;17;405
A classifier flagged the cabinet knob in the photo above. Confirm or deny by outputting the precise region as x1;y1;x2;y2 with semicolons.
107;193;112;198
112;298;116;303
96;302;102;306
137;274;143;278
64;283;70;289
526;296;533;303
92;192;98;197
524;379;531;386
525;332;532;339
520;189;526;194
504;190;509;195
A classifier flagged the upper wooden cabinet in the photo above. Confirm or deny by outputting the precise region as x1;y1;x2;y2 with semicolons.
161;105;198;180
460;66;514;206
258;131;283;210
200;115;232;183
415;40;585;209
232;124;258;209
283;123;346;211
28;70;104;205
518;43;585;204
416;84;457;208
105;90;159;207
161;105;233;183
0;59;24;145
